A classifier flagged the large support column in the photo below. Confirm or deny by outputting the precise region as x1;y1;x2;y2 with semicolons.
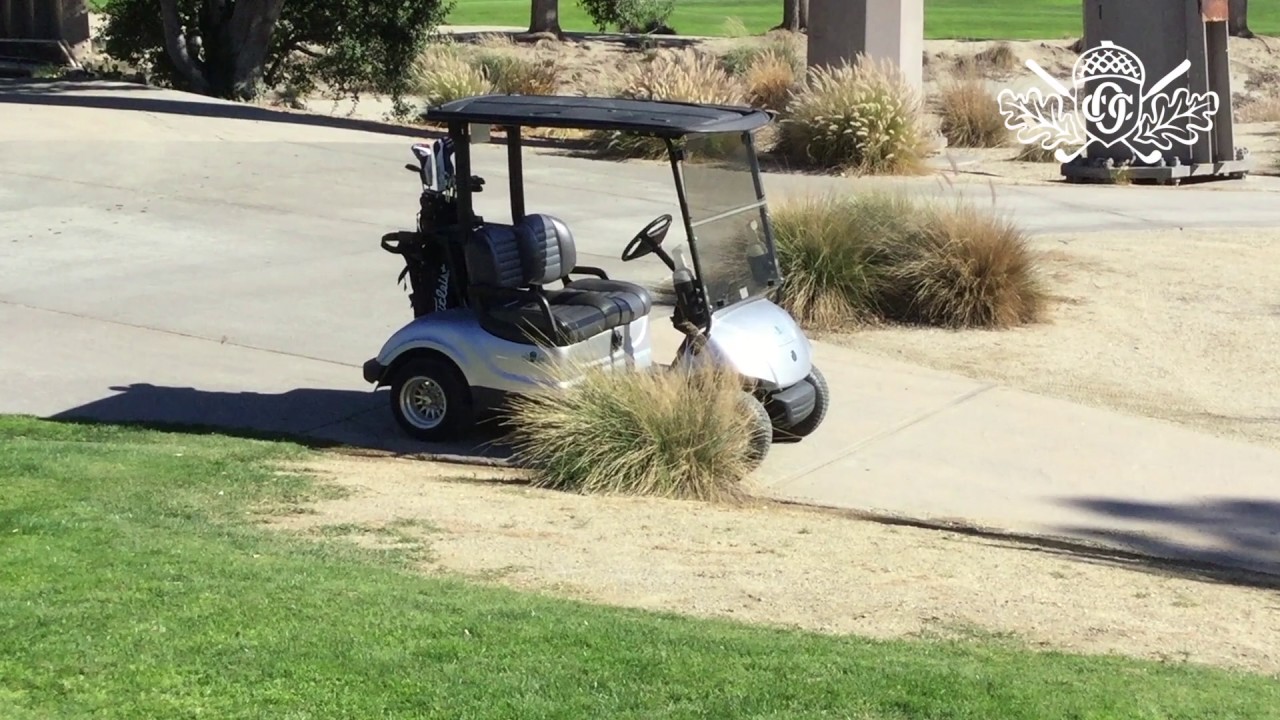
0;0;90;60
807;0;924;91
57;0;92;48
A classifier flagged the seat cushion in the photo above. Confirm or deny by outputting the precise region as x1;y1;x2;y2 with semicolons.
464;224;528;288
564;278;654;325
480;296;612;347
516;214;577;285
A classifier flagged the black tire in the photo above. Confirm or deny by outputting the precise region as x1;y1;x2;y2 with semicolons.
741;391;773;468
387;356;473;442
780;365;829;439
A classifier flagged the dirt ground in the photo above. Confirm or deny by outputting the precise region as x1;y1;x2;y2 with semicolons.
839;227;1280;451
268;454;1280;677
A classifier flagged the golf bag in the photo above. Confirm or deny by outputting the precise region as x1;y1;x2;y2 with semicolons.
385;139;465;317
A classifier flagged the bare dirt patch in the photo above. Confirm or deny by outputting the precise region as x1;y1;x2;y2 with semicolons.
839;228;1280;450
268;454;1280;676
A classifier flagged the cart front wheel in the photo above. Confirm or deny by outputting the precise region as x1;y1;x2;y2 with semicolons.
778;365;829;439
389;356;472;441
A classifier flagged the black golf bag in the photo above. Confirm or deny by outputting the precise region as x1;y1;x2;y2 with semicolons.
382;139;469;318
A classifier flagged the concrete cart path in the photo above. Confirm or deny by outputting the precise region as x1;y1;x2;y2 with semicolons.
3;80;1279;577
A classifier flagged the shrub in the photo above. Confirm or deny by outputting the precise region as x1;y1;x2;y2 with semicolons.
936;74;1009;148
777;57;929;174
505;363;755;501
744;48;799;112
768;192;1046;330
414;44;491;106
471;53;561;95
881;201;1045;329
592;49;743;159
578;0;676;33
99;0;452;107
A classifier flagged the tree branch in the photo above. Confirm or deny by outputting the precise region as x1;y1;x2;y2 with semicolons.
159;0;210;94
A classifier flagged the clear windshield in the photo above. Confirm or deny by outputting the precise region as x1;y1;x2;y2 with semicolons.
678;133;780;311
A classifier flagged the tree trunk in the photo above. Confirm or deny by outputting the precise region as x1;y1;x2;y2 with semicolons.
158;0;211;94
226;0;288;100
1228;0;1253;38
528;0;562;35
776;0;809;32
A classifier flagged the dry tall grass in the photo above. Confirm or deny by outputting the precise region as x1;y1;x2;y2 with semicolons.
505;362;756;501
936;74;1009;148
769;194;912;329
719;31;805;77
769;191;1046;331
744;47;799;112
881;201;1046;328
1236;94;1280;123
954;42;1019;76
592;49;744;159
473;53;562;95
776;57;929;174
414;44;491;106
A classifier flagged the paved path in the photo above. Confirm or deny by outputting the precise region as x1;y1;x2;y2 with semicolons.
3;80;1279;577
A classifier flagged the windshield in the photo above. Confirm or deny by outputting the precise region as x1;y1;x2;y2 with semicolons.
678;132;780;311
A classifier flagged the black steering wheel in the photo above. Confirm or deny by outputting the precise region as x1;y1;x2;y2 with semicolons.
621;214;674;262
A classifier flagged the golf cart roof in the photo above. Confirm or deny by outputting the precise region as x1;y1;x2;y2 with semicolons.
425;95;772;136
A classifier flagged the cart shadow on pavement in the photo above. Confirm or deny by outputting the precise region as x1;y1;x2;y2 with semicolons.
47;382;515;464
1049;497;1280;583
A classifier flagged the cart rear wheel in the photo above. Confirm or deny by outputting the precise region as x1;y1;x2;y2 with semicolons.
740;392;773;468
389;356;473;441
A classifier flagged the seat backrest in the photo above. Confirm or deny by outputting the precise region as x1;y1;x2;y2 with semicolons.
516;214;578;285
464;223;528;289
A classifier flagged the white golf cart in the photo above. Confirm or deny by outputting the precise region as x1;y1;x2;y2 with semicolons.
363;95;828;462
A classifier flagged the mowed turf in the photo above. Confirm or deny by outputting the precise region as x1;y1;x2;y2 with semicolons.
3;415;1280;719
446;0;1280;38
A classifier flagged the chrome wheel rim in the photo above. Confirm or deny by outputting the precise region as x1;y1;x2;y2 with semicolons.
399;376;447;430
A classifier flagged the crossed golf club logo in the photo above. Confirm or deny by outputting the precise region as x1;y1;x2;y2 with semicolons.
997;41;1220;163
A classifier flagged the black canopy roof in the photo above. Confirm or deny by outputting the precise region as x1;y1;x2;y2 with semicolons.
424;95;772;136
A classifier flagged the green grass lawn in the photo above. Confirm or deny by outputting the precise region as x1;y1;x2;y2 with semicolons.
3;415;1279;719
84;0;1280;39
446;0;1280;39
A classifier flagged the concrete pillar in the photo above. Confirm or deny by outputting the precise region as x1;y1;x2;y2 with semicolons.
0;0;89;51
57;0;92;55
807;0;924;91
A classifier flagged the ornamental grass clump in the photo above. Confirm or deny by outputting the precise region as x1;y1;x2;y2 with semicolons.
744;47;800;113
505;362;757;502
936;73;1009;148
592;49;744;160
767;191;1047;330
777;57;930;174
413;43;490;107
767;193;917;330
879;200;1046;329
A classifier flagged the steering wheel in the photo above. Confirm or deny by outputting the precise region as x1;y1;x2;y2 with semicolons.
621;214;674;262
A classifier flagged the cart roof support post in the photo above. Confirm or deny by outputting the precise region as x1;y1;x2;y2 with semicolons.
449;121;474;228
506;125;525;224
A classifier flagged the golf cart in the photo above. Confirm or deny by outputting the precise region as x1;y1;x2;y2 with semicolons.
362;95;828;461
